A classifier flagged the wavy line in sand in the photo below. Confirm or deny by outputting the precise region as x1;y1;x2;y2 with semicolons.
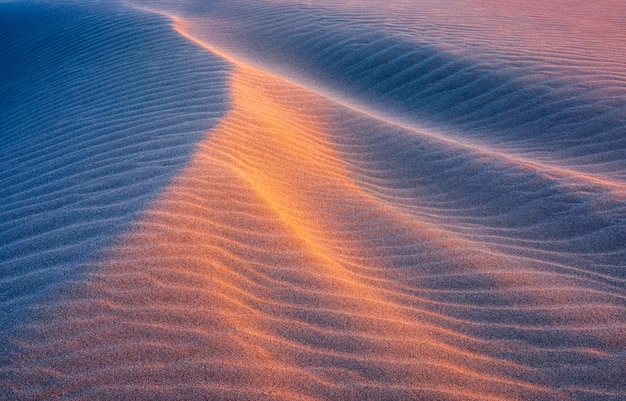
3;3;626;400
7;16;626;399
0;3;230;396
169;19;626;204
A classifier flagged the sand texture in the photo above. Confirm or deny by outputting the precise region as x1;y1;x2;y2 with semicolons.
1;1;625;400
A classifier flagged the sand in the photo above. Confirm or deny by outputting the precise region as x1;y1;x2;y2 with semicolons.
1;1;625;400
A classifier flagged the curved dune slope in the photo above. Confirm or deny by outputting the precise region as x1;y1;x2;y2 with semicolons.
2;1;626;400
143;0;626;176
0;0;230;374
8;46;626;401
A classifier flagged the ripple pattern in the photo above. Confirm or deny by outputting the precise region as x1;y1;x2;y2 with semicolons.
2;1;626;400
0;0;230;380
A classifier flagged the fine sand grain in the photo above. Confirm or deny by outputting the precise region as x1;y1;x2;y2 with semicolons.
2;1;625;400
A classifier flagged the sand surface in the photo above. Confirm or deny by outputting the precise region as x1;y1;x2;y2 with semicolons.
1;1;625;400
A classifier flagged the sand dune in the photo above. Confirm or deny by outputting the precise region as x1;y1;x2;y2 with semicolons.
1;1;625;400
0;0;231;388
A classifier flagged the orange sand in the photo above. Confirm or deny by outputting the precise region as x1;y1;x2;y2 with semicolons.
5;6;625;401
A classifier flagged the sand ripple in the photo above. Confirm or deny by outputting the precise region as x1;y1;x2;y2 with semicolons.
2;1;625;400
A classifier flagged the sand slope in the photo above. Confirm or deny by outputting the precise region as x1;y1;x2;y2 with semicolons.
0;0;230;389
2;1;626;400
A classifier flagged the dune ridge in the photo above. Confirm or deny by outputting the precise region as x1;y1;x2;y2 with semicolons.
2;1;626;400
152;0;626;178
169;15;626;204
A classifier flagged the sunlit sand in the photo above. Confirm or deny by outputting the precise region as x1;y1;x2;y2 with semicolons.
1;1;625;400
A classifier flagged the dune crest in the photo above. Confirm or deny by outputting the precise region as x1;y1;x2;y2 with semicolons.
9;57;625;399
2;1;626;400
